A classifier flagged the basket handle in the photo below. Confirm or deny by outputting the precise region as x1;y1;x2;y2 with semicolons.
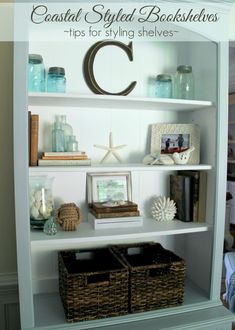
86;272;110;285
148;265;170;278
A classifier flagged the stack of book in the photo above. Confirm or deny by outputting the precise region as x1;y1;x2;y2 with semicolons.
88;201;143;229
170;171;207;222
38;151;91;166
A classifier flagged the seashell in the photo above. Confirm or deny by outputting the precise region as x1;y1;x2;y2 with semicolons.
143;153;174;165
34;201;41;209
30;206;39;219
46;204;53;215
142;154;158;165
151;196;176;222
172;146;195;165
157;155;174;165
39;205;47;217
29;195;35;207
35;190;43;202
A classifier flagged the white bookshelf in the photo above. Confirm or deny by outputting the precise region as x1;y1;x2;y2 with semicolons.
14;16;234;330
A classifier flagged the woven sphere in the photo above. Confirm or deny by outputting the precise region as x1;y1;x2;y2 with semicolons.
151;196;176;222
57;202;81;231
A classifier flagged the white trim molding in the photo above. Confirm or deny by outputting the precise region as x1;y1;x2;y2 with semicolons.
0;273;20;330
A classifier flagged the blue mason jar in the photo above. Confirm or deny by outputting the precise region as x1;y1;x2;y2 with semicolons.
175;65;194;100
155;74;172;98
47;67;66;93
28;54;45;92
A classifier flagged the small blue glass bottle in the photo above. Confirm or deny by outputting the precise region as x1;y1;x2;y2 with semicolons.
67;135;78;152
52;120;65;152
28;54;45;92
61;115;73;151
47;67;66;93
155;74;172;98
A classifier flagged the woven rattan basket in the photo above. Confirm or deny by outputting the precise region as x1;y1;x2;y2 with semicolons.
58;248;129;322
111;242;186;313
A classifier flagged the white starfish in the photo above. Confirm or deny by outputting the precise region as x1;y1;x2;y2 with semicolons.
94;132;127;163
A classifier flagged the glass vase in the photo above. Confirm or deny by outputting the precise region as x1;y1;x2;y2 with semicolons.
29;176;54;229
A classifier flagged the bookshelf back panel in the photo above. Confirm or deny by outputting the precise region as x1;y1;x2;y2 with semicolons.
30;233;211;296
29;106;181;163
29;106;215;165
29;170;171;218
29;41;216;101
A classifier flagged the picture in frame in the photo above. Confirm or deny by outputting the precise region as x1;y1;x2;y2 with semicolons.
87;172;132;204
150;123;200;164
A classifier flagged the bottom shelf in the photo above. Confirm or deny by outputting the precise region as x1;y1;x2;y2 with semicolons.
34;280;218;329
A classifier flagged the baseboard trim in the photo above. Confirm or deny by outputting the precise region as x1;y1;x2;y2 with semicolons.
0;273;20;330
0;272;18;287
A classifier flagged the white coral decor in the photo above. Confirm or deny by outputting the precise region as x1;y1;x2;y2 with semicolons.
151;196;176;222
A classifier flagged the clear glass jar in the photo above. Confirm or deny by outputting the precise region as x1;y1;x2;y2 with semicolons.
155;74;172;98
67;135;78;152
47;67;66;93
175;65;194;100
52;119;65;152
28;54;45;92
29;176;54;229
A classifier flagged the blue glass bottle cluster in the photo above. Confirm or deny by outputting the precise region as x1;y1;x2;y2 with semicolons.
28;54;66;93
52;115;78;152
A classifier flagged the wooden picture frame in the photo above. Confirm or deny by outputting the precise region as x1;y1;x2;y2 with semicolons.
87;172;132;204
150;123;200;164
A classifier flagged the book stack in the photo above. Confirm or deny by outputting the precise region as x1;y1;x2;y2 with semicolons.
88;201;143;229
170;171;207;222
38;151;91;166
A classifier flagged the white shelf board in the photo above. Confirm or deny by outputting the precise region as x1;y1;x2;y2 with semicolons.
30;219;211;247
33;280;212;329
228;160;235;164
29;163;213;173
28;93;213;111
228;140;235;144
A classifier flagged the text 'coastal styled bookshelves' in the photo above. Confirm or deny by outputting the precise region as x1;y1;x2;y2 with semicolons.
13;2;235;330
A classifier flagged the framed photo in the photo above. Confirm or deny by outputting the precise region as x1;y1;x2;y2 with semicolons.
87;172;132;204
150;123;200;164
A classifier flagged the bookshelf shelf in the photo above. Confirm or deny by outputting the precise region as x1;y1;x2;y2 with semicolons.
28;92;213;111
33;280;212;329
30;219;211;248
29;163;213;173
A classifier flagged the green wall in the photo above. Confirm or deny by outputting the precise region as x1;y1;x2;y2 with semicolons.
0;41;17;275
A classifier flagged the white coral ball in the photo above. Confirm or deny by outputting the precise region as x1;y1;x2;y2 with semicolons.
151;196;176;222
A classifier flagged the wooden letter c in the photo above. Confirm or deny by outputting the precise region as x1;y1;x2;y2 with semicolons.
83;40;137;96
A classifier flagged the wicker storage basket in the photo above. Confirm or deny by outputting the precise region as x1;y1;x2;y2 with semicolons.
111;242;186;313
58;248;129;322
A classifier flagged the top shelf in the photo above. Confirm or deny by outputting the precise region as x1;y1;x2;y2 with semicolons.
28;93;213;111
